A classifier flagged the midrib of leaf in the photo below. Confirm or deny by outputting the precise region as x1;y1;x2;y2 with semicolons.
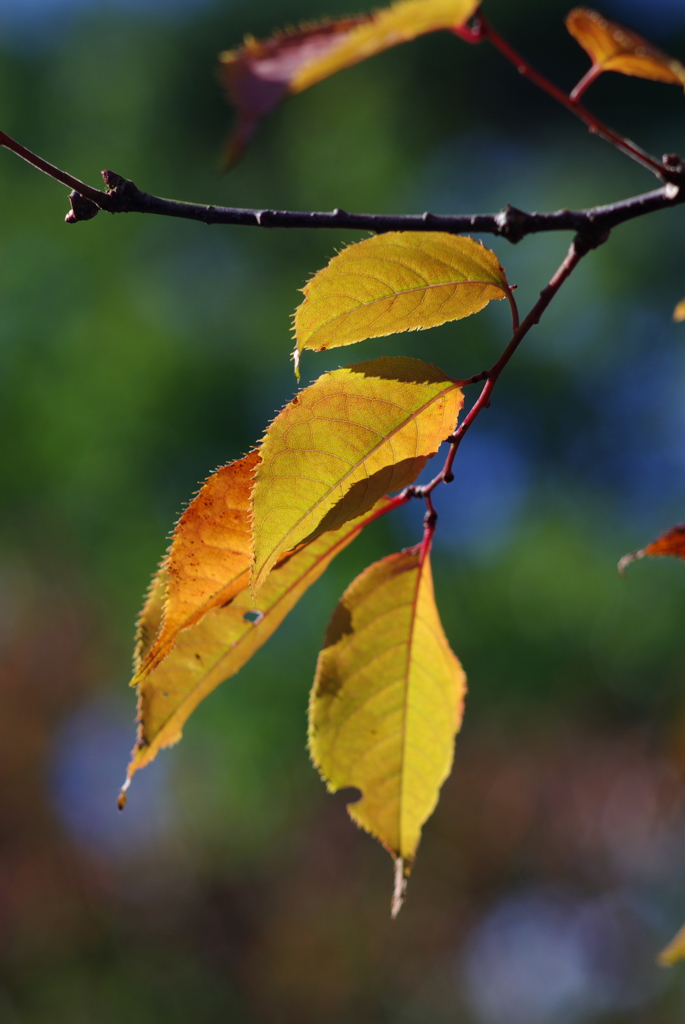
398;550;426;859
305;278;503;332
265;381;459;560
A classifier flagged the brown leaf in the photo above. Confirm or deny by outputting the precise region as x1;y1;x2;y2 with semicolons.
219;0;480;164
618;523;685;575
566;8;685;88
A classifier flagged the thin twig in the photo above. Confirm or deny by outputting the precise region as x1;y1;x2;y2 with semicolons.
458;16;669;182
415;231;602;498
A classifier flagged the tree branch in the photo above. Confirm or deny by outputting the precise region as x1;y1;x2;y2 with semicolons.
0;132;682;242
61;170;683;243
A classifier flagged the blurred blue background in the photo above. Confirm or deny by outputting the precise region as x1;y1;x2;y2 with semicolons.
0;0;684;1020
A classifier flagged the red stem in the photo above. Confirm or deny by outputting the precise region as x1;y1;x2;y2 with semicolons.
506;288;520;332
419;494;437;565
569;63;604;102
455;17;666;180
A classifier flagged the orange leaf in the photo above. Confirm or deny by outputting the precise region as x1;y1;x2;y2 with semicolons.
674;297;685;322
566;8;685;88
219;0;480;164
123;496;398;791
138;450;258;678
618;523;685;575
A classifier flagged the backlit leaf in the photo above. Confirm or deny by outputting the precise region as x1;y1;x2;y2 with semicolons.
219;0;480;163
250;357;463;592
309;547;466;914
566;8;685;87
618;523;685;575
138;450;258;678
134;564;169;672
294;232;509;366
674;297;685;322
122;496;398;794
659;923;685;966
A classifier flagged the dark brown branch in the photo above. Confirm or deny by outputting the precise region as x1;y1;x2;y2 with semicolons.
62;170;684;246
0;130;681;243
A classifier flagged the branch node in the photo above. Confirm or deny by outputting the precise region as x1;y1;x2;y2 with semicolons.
662;153;683;172
495;204;529;244
101;169;141;211
65;190;100;224
574;226;611;255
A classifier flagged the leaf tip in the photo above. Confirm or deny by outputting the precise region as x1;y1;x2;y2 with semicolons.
673;297;685;322
391;857;407;919
618;549;643;576
117;776;130;812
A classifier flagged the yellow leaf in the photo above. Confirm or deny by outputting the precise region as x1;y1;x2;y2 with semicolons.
674;297;685;322
294;232;509;364
291;0;481;92
250;357;463;592
134;564;168;672
309;547;466;912
566;8;685;87
659;922;685;966
124;496;399;789
139;450;258;678
219;0;480;164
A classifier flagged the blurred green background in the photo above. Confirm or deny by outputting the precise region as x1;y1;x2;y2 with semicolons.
1;0;685;1020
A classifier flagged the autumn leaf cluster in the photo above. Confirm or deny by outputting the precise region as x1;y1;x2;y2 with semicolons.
119;0;685;938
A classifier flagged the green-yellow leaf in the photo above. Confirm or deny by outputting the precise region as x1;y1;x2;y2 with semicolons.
219;0;481;164
250;357;463;592
309;547;466;913
294;232;509;365
137;450;258;679
122;496;398;796
659;922;685;966
674;297;685;322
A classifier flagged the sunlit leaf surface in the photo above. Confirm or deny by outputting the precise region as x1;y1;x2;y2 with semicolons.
294;232;508;365
566;7;685;87
219;0;480;163
137;450;258;678
124;496;397;791
309;547;466;913
251;357;463;592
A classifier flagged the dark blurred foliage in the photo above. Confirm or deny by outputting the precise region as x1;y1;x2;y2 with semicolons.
0;0;684;1020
